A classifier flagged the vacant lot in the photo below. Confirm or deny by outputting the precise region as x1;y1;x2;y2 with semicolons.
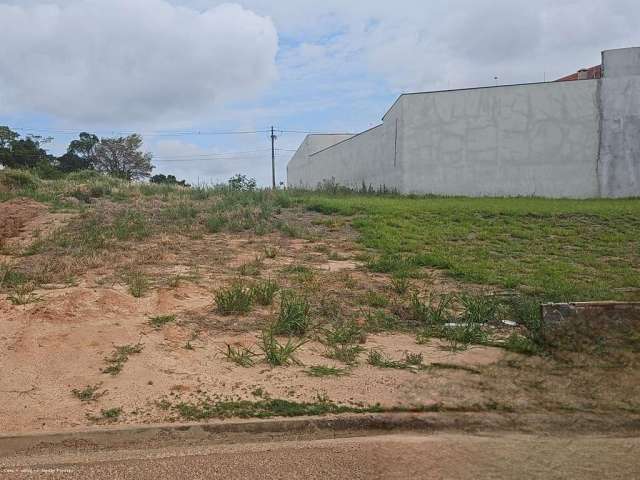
1;169;639;433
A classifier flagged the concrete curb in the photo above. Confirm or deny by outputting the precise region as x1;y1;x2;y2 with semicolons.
2;412;640;456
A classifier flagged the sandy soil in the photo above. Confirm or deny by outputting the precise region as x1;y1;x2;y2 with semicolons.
1;199;638;434
3;433;640;480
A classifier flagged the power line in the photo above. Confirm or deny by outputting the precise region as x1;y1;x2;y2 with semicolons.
10;127;271;137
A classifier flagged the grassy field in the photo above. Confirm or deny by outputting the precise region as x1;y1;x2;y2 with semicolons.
302;194;640;301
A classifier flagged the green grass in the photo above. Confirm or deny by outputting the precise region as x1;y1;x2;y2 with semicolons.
101;343;144;376
251;279;279;306
321;320;365;364
215;281;253;315
305;365;349;377
301;194;640;301
125;271;150;298
258;326;308;366
273;291;311;336
149;314;176;328
223;344;258;367
71;384;103;402
173;397;382;420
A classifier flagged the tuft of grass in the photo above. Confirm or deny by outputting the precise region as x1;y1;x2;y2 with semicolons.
258;326;308;366
215;281;253;315
403;351;424;366
362;290;389;308
149;314;176;328
8;283;39;305
440;323;488;351
273;291;311;336
305;365;349;377
390;274;411;295
263;245;279;259
125;271;150;298
459;293;499;324
99;407;123;421
282;264;315;283
502;333;541;355
223;344;258;367
363;309;401;332
71;384;104;402
102;343;144;376
321;320;365;364
367;349;406;369
251;279;279;306
0;264;28;290
238;256;263;277
409;293;454;326
205;215;226;233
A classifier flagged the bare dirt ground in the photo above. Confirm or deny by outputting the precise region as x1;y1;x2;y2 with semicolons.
2;432;639;479
1;197;639;434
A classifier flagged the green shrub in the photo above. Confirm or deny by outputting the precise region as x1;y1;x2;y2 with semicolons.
0;169;38;189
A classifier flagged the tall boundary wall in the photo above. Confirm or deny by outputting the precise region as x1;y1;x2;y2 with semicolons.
287;47;640;198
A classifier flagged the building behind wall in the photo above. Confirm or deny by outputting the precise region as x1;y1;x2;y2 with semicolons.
287;47;640;198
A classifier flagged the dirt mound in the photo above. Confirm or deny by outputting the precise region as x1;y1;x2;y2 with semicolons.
0;198;75;252
0;199;47;243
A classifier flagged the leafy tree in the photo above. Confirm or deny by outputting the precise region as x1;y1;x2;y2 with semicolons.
0;126;54;169
93;134;153;180
150;173;189;186
228;174;257;192
62;132;99;171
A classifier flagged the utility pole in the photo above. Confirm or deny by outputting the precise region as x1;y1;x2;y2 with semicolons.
271;126;277;189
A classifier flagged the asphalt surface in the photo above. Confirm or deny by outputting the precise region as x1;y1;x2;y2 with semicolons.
2;432;639;479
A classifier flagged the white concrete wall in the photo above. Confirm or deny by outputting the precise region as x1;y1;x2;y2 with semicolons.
287;134;353;187
400;81;601;197
598;47;640;197
288;122;402;190
287;47;640;198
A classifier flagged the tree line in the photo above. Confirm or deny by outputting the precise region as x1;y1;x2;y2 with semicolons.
0;126;186;185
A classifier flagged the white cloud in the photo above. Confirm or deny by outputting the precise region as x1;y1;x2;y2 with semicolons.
0;0;278;124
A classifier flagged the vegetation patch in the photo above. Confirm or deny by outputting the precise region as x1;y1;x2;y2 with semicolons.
149;314;176;328
259;326;308;366
102;343;144;376
305;365;349;377
215;281;253;315
174;397;382;420
71;384;105;402
273;290;312;336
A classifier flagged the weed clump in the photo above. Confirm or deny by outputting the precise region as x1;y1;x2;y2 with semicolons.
149;314;176;328
102;343;144;375
251;279;279;306
273;291;311;335
321;320;365;364
258;326;307;366
215;281;253;315
223;344;258;367
305;365;349;377
71;384;104;402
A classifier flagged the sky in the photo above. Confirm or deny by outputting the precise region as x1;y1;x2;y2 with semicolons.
1;0;639;185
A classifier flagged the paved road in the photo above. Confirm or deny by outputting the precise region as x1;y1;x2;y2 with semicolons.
2;433;639;479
